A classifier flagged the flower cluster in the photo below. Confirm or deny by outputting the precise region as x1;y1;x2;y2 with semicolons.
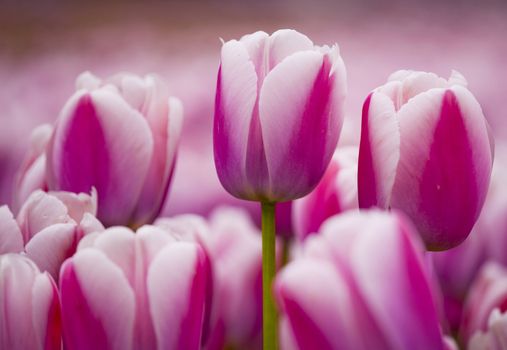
0;29;499;350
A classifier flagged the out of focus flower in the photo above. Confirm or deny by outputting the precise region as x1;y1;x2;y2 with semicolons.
358;70;494;250
46;72;183;227
14;124;52;210
60;225;210;350
0;189;102;280
292;146;358;241
204;207;263;350
0;253;61;350
432;149;507;329
157;207;263;349
214;29;346;202
460;263;507;346
469;309;507;350
275;210;447;350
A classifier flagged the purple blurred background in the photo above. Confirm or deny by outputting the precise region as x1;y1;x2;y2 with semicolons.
1;0;506;216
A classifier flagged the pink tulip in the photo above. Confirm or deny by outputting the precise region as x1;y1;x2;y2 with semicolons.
214;29;347;202
0;254;61;350
292;146;358;240
60;225;210;350
275;210;447;350
0;189;102;280
157;208;263;349
460;263;507;346
46;72;183;227
358;70;494;250
204;207;263;350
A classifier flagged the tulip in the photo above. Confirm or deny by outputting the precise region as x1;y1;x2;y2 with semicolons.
292;146;358;241
358;70;494;250
203;207;263;350
459;263;507;345
275;210;448;350
0;189;102;280
60;225;210;350
46;72;183;227
214;29;346;202
157;208;264;349
214;29;346;348
0;253;61;350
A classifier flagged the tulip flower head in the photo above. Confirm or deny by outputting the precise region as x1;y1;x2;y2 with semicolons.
46;72;183;227
358;70;494;250
275;210;447;350
0;189;102;281
60;225;210;350
214;29;347;202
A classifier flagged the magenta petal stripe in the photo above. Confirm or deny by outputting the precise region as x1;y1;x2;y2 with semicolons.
417;90;481;249
357;93;377;208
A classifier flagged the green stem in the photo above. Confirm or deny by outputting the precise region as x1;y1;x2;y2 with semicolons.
262;202;278;350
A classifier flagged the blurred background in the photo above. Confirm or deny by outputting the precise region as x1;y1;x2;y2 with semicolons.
1;0;506;216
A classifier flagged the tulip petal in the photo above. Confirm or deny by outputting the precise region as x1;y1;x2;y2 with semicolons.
259;50;338;199
0;254;39;350
60;250;135;350
349;213;444;350
358;92;399;208
148;242;207;350
214;40;258;198
275;259;388;350
47;89;154;226
32;273;61;350
267;30;314;69
391;87;493;249
0;206;23;254
25;223;77;281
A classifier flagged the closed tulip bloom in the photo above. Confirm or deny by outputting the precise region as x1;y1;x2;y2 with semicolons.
460;263;507;346
60;225;210;350
0;254;61;350
46;72;183;227
358;70;493;250
292;146;358;240
275;210;447;350
214;29;347;202
0;189;102;280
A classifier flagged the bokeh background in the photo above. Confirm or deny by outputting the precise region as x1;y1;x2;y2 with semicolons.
1;0;506;216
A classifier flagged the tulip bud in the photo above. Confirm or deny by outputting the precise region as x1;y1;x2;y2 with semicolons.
0;254;61;350
275;210;447;350
214;29;347;202
358;70;494;250
60;226;210;350
46;72;183;227
0;189;102;281
292;146;358;240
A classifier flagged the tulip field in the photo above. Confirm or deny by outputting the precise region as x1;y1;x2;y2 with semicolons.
1;1;506;350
